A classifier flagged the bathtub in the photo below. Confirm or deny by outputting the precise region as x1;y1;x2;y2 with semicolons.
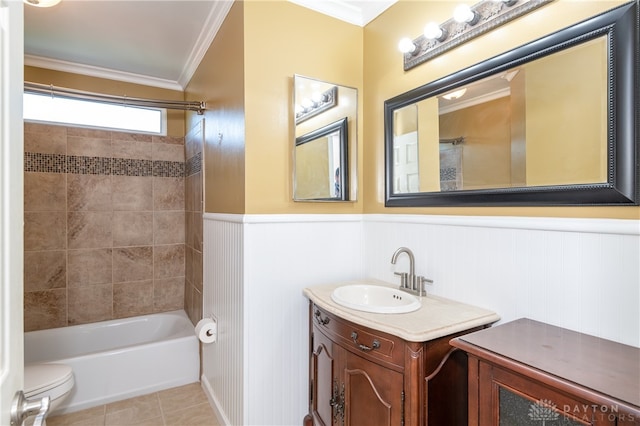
24;310;199;414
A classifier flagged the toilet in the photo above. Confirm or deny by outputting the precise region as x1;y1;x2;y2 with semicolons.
24;363;75;414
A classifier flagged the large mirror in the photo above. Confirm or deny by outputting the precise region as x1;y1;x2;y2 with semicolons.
385;2;638;206
294;75;357;201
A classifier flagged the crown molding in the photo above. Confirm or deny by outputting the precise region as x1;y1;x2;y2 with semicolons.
288;0;396;27
177;0;234;89
24;1;233;92
24;54;184;92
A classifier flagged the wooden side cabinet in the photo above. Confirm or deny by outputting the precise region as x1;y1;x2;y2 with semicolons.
304;303;486;426
451;318;640;426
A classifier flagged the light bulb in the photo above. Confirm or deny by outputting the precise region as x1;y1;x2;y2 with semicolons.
424;22;447;42
398;37;416;54
453;4;479;24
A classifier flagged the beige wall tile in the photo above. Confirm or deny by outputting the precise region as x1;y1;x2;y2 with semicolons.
113;211;153;247
24;250;66;291
24;289;67;331
68;248;112;287
68;284;113;325
24;173;66;211
184;246;194;284
24;211;67;251
68;212;112;249
67;136;112;157
192;211;203;251
154;211;185;245
153;277;184;311
112;139;152;160
154;244;184;279
114;280;154;318
24;128;67;154
67;127;111;139
113;246;153;283
152;143;184;162
192;249;203;292
113;176;153;211
112;132;152;143
67;174;112;211
153;177;184;210
23;124;190;331
152;135;183;145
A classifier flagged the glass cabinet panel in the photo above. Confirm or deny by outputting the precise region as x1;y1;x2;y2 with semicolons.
498;387;589;426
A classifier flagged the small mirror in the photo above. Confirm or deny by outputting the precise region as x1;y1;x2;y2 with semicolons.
294;75;357;201
385;2;638;206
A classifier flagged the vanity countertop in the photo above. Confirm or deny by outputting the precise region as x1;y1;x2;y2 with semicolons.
304;279;500;342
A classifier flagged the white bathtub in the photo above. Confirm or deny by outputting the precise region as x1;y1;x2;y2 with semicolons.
24;310;199;414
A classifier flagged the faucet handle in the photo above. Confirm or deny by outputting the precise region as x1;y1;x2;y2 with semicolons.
394;272;409;289
416;276;433;296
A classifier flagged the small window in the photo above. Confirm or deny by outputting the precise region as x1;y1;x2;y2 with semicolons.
23;92;166;135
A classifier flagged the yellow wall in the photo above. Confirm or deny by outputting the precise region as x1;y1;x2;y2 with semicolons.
24;66;185;137
185;1;246;214
525;38;608;185
242;1;364;214
363;0;638;219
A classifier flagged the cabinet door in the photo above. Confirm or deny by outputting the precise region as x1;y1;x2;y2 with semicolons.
479;362;617;426
311;328;339;426
343;351;404;426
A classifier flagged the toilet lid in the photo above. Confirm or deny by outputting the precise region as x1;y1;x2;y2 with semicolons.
24;363;74;398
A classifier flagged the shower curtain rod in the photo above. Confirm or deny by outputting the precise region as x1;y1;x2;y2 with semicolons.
24;82;206;115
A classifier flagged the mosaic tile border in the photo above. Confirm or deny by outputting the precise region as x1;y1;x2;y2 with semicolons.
186;152;202;177
25;152;184;178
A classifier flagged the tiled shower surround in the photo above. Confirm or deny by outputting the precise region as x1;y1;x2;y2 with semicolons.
23;122;188;331
184;120;204;324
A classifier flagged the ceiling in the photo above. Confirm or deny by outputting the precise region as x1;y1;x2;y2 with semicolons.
24;0;397;91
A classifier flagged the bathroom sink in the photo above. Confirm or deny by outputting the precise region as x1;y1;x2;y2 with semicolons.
331;284;421;314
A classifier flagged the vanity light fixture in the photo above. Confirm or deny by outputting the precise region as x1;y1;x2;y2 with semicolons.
400;0;554;71
295;85;338;124
24;0;61;7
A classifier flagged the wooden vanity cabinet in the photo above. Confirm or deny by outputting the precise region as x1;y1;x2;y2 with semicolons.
304;303;486;426
451;318;640;426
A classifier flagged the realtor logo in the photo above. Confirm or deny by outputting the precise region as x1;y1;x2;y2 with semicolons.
529;399;560;424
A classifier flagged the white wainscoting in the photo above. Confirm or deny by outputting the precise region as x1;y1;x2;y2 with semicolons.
364;215;640;347
203;213;363;426
203;213;639;425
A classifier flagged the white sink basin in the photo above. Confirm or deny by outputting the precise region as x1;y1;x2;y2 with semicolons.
331;284;421;314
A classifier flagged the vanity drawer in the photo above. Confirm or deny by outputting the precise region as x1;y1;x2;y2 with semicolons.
311;304;405;369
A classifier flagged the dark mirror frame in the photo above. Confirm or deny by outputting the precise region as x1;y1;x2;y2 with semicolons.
384;1;638;207
294;117;349;201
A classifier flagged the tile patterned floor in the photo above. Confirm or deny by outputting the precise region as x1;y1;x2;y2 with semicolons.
46;383;219;426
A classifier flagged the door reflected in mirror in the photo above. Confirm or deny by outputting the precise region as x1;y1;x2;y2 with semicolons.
294;75;357;202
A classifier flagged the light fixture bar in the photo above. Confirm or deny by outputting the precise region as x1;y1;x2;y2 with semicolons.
403;0;554;71
295;86;338;124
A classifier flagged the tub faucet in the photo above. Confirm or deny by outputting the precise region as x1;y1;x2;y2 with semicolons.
390;247;431;297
